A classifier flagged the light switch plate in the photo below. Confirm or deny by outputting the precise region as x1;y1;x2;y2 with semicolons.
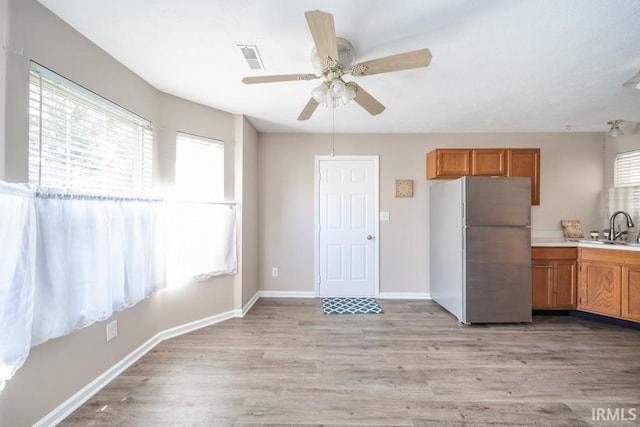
380;211;390;221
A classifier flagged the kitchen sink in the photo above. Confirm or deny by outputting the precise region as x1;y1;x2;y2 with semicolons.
569;238;640;247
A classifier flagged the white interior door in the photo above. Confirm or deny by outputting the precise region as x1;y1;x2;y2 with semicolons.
316;156;379;297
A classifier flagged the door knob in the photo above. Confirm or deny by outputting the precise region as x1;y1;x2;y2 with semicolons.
367;235;374;240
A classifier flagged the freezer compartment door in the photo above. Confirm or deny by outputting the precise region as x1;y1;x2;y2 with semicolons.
464;226;532;323
464;177;531;226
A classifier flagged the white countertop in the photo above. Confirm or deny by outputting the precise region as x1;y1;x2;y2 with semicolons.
531;237;577;247
532;237;640;251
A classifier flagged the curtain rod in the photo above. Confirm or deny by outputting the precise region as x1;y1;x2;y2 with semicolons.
168;200;237;206
30;186;237;205
35;191;163;202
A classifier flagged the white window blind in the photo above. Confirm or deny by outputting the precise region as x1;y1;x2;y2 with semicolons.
28;62;153;196
174;132;224;202
614;150;640;188
609;150;640;228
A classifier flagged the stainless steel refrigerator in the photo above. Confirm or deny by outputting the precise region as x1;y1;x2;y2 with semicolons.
429;176;532;324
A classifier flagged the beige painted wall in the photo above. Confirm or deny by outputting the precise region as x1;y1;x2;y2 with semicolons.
0;0;8;179
4;0;160;182
258;132;605;295
235;116;260;308
0;1;257;425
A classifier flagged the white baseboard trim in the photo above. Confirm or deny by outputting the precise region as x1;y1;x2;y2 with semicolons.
378;292;431;300
257;291;316;298
35;289;427;426
241;291;261;316
35;309;239;427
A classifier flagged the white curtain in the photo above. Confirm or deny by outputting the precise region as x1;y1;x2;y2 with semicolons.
0;183;36;392
31;192;165;346
163;202;237;287
0;183;236;390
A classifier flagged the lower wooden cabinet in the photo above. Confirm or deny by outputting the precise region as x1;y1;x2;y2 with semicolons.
578;248;640;323
578;260;621;317
532;247;577;309
622;265;640;322
528;247;640;323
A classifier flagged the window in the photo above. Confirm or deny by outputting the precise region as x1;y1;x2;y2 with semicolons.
174;132;224;201
28;62;153;196
614;150;640;187
166;132;233;287
609;150;640;225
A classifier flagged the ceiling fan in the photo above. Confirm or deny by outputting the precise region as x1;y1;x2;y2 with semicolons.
241;10;432;121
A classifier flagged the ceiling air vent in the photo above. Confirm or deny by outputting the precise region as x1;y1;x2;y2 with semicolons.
238;45;264;71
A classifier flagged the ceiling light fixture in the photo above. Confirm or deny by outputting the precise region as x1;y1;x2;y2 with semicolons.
607;120;624;137
623;70;640;89
311;79;356;108
309;38;358;108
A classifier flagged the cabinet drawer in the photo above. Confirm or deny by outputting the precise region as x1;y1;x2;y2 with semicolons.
532;247;577;260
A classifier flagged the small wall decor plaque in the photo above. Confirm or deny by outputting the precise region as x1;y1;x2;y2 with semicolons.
395;179;414;198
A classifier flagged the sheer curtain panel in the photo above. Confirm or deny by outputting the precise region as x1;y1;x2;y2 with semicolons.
164;202;237;288
0;183;37;392
31;191;165;346
0;182;235;390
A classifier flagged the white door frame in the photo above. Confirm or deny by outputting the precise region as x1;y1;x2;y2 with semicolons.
314;155;380;297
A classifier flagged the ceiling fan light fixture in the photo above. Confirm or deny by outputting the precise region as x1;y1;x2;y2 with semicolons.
607;119;624;137
242;10;431;121
312;78;355;108
623;70;640;89
341;83;356;105
330;79;346;96
311;82;329;103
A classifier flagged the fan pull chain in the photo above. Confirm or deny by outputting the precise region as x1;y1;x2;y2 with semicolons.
331;107;336;157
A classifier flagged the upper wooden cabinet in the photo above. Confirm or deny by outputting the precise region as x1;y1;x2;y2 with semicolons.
507;149;540;206
426;149;470;178
471;149;506;176
426;148;540;205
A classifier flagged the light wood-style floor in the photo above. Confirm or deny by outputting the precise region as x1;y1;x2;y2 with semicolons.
61;298;640;426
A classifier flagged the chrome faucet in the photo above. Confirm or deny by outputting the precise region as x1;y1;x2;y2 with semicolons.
608;211;635;241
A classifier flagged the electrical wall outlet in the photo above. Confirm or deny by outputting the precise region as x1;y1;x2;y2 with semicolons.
272;267;279;277
106;320;118;342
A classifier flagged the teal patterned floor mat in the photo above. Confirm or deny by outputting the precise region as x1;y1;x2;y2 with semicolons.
322;297;384;315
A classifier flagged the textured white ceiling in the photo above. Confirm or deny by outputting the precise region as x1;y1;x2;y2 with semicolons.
37;0;640;134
